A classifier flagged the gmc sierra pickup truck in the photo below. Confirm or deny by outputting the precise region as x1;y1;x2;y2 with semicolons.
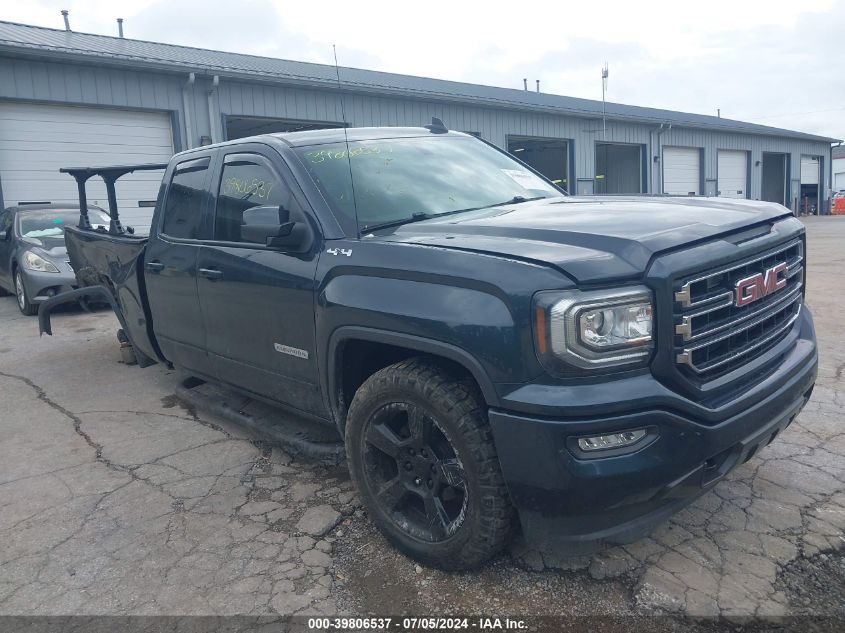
41;123;817;570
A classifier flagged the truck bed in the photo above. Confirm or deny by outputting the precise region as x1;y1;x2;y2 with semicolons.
64;226;163;365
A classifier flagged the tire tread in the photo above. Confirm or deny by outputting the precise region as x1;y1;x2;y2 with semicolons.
346;357;514;570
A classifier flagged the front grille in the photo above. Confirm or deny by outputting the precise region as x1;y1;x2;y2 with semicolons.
673;240;803;380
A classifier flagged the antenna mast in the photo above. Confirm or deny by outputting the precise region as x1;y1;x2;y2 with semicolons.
332;45;360;234
601;63;609;139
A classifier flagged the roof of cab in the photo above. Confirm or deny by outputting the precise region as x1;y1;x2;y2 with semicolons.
271;127;469;147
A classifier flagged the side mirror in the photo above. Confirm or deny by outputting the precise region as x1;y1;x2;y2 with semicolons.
240;205;311;252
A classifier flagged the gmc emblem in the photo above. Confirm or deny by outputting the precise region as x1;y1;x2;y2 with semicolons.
734;262;787;307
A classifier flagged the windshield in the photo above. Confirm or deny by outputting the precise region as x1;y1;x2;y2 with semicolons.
18;209;110;238
293;135;563;232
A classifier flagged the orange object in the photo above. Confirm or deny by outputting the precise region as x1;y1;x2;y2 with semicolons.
833;197;845;215
534;308;547;354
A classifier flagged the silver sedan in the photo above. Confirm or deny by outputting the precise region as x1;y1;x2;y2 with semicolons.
0;204;110;315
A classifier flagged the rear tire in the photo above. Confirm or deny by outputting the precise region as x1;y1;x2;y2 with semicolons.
14;269;37;316
345;358;514;570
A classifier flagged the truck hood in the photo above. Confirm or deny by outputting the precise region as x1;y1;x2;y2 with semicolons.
378;196;793;282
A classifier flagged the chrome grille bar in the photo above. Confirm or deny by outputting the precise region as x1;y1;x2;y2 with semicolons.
677;301;801;373
674;240;802;309
675;278;803;341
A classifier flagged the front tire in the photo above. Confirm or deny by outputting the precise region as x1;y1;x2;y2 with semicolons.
14;269;37;316
345;358;514;570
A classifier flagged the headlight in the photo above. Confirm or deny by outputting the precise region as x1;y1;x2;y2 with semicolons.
533;286;653;372
22;250;60;273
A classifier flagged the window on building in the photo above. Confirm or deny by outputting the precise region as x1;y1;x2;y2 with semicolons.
214;157;299;243
162;158;209;239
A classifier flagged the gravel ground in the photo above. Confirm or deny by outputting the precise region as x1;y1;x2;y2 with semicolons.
0;216;842;627
777;549;845;616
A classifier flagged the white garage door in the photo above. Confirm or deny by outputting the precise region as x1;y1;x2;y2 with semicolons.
0;102;173;233
718;150;748;199
663;147;700;195
800;156;820;185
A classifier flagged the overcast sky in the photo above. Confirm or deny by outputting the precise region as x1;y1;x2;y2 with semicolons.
3;0;844;140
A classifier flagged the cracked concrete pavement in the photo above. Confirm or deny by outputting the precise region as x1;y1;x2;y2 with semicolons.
0;216;842;619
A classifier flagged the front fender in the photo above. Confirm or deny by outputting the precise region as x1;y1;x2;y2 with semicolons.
317;273;536;421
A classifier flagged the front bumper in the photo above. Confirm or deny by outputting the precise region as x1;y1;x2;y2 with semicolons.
488;307;818;554
20;269;77;303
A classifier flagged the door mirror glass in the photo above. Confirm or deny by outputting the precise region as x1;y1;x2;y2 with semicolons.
240;205;292;243
242;204;290;226
240;204;309;250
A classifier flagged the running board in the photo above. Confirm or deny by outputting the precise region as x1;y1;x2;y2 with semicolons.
174;377;345;465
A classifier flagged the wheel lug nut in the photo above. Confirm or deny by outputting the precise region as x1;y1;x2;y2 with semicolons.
421;449;428;458
409;448;416;456
427;479;433;488
414;477;422;486
404;462;413;471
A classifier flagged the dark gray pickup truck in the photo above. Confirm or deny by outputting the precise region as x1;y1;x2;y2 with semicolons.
41;124;817;570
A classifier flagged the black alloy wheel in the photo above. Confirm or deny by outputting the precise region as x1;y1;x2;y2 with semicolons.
362;401;468;543
345;359;514;570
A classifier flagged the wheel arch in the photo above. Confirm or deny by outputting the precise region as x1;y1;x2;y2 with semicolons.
326;326;500;432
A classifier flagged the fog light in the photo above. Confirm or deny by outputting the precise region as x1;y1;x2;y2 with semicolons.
577;428;647;452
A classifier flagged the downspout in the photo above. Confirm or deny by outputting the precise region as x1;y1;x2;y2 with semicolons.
182;72;196;150
207;75;220;144
653;123;671;193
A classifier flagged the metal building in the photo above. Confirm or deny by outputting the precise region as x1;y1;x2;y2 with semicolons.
834;145;845;192
0;20;839;231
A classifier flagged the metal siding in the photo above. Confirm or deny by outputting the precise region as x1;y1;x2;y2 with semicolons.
2;21;836;143
0;56;835;208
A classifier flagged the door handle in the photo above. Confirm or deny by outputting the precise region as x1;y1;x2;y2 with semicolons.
145;261;164;273
198;267;223;280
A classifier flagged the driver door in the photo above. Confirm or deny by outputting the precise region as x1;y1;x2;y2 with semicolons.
196;147;326;418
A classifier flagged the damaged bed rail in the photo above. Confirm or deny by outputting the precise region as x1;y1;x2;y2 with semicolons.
37;285;157;367
41;162;169;369
59;163;167;235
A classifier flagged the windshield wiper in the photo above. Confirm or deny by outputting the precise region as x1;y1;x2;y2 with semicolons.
362;212;432;234
441;195;550;217
361;196;549;234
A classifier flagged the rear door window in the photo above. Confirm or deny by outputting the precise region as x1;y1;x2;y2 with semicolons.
162;157;210;239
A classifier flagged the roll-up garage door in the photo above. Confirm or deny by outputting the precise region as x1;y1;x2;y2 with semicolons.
663;147;700;195
717;150;748;199
0;102;173;233
800;156;820;184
